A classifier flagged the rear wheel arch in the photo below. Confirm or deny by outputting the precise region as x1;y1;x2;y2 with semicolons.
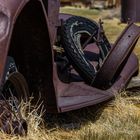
6;0;57;109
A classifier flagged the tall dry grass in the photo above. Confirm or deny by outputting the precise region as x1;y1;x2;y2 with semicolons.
0;92;139;140
0;7;139;140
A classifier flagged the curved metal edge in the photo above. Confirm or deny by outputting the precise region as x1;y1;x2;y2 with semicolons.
93;23;140;89
57;53;139;112
0;0;59;113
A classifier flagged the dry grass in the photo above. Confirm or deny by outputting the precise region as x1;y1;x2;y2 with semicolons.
0;7;140;140
0;93;139;140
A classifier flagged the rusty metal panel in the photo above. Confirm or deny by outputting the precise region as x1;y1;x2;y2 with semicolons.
0;0;59;113
121;0;140;22
57;53;139;112
93;23;140;89
0;0;139;116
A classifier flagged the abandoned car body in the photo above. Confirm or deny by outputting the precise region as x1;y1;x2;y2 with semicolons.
0;0;139;134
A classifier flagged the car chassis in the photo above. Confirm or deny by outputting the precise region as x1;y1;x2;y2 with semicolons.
0;0;139;119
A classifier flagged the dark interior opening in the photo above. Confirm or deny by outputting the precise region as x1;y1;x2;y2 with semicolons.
8;0;56;106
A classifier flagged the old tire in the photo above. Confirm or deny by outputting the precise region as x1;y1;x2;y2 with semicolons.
2;72;29;102
1;56;29;102
61;16;111;85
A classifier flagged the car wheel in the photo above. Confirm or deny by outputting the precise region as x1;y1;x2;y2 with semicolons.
61;16;111;85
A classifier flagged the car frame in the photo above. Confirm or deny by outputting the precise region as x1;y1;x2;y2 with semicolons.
0;0;139;114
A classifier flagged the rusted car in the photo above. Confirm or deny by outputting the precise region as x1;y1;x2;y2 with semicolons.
0;0;139;131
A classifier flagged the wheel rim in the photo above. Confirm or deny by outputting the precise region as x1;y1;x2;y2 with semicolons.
2;72;29;105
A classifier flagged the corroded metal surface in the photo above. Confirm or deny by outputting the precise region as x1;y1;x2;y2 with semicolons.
0;0;59;133
56;53;139;112
0;0;139;117
0;0;60;114
93;23;140;89
56;16;139;112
